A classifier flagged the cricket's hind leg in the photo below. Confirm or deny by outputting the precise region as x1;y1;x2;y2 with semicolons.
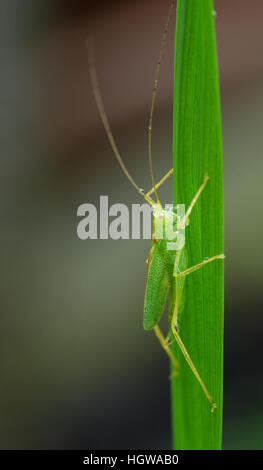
170;320;217;413
170;255;218;412
153;325;179;377
173;254;225;279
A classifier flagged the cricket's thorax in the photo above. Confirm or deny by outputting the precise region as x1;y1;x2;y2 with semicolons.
153;204;185;248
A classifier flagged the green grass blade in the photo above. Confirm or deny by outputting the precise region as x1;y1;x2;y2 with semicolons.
171;0;224;449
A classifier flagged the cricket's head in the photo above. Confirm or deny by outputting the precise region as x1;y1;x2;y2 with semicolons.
152;203;165;234
153;203;183;227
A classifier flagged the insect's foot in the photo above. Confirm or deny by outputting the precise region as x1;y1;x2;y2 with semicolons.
169;368;179;380
211;402;217;413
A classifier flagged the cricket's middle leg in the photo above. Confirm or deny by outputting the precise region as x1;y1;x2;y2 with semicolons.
173;254;225;279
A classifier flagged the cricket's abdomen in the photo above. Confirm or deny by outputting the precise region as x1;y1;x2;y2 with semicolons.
143;240;170;330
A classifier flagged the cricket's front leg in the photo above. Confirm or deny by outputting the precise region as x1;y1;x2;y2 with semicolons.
145;168;173;198
173;254;225;279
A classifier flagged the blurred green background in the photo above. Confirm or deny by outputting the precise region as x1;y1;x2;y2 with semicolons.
1;0;262;449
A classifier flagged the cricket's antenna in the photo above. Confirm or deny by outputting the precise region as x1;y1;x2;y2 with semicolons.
148;0;175;204
87;38;155;206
